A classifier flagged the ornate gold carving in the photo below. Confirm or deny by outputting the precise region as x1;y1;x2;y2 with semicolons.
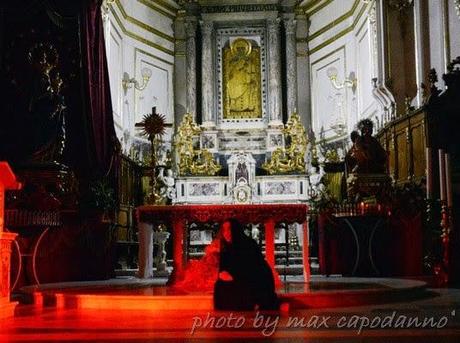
262;113;308;174
222;38;262;119
174;114;221;176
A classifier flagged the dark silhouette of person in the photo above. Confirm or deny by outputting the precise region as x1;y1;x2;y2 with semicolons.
214;219;279;311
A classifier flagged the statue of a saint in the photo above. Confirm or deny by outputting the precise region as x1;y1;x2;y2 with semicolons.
235;162;248;183
158;167;176;202
345;119;387;174
223;38;262;119
308;165;326;195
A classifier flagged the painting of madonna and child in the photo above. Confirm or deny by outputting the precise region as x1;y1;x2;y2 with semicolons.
174;219;281;311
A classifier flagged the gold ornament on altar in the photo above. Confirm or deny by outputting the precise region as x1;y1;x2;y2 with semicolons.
262;112;308;174
174;114;221;176
135;107;171;205
223;38;262;119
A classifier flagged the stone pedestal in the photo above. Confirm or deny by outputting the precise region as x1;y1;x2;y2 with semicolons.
0;162;21;319
1;232;18;319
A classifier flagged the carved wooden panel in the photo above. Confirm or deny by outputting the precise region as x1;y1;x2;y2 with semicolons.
396;131;409;181
387;134;396;179
411;122;426;180
376;109;428;185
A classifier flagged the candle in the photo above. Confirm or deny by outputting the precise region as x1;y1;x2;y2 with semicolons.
445;153;453;208
426;147;433;199
439;149;446;202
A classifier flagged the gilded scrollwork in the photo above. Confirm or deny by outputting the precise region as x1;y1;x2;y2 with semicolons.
262;113;308;174
175;114;221;176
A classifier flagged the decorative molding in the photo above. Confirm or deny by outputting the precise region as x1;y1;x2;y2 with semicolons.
200;4;279;13
149;0;179;13
311;44;345;66
455;0;460;20
265;181;296;195
309;1;367;54
110;3;175;56
306;0;334;16
308;0;360;41
114;0;174;43
309;26;353;54
298;0;333;15
138;0;176;19
135;47;174;66
189;183;220;196
133;48;174;127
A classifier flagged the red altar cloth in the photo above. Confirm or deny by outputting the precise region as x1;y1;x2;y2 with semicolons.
318;211;423;277
137;204;309;285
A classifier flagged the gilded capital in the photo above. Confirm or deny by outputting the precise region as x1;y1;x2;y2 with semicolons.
267;18;281;35
200;20;214;36
184;18;198;38
285;18;297;35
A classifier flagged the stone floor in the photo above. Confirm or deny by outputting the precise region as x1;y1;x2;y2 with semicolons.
1;279;460;342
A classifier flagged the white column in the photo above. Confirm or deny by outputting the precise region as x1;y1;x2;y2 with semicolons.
137;222;154;278
267;18;283;126
185;17;197;118
201;20;215;127
174;11;187;128
295;9;311;130
285;16;298;116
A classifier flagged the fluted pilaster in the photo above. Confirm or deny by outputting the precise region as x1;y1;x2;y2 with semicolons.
267;18;283;125
185;17;197;118
201;20;215;126
285;17;298;116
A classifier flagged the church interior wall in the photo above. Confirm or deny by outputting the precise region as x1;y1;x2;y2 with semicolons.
427;0;460;81
104;0;177;160
103;0;460;157
447;0;460;60
307;0;378;143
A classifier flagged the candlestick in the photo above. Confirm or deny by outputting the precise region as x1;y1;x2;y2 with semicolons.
439;149;446;202
445;153;453;208
426;147;433;199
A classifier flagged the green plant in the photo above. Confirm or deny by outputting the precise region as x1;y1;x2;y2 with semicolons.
82;179;116;213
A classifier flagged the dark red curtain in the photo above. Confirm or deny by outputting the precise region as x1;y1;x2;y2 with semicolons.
80;0;119;178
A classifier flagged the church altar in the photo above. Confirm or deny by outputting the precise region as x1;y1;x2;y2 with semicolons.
136;203;309;283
